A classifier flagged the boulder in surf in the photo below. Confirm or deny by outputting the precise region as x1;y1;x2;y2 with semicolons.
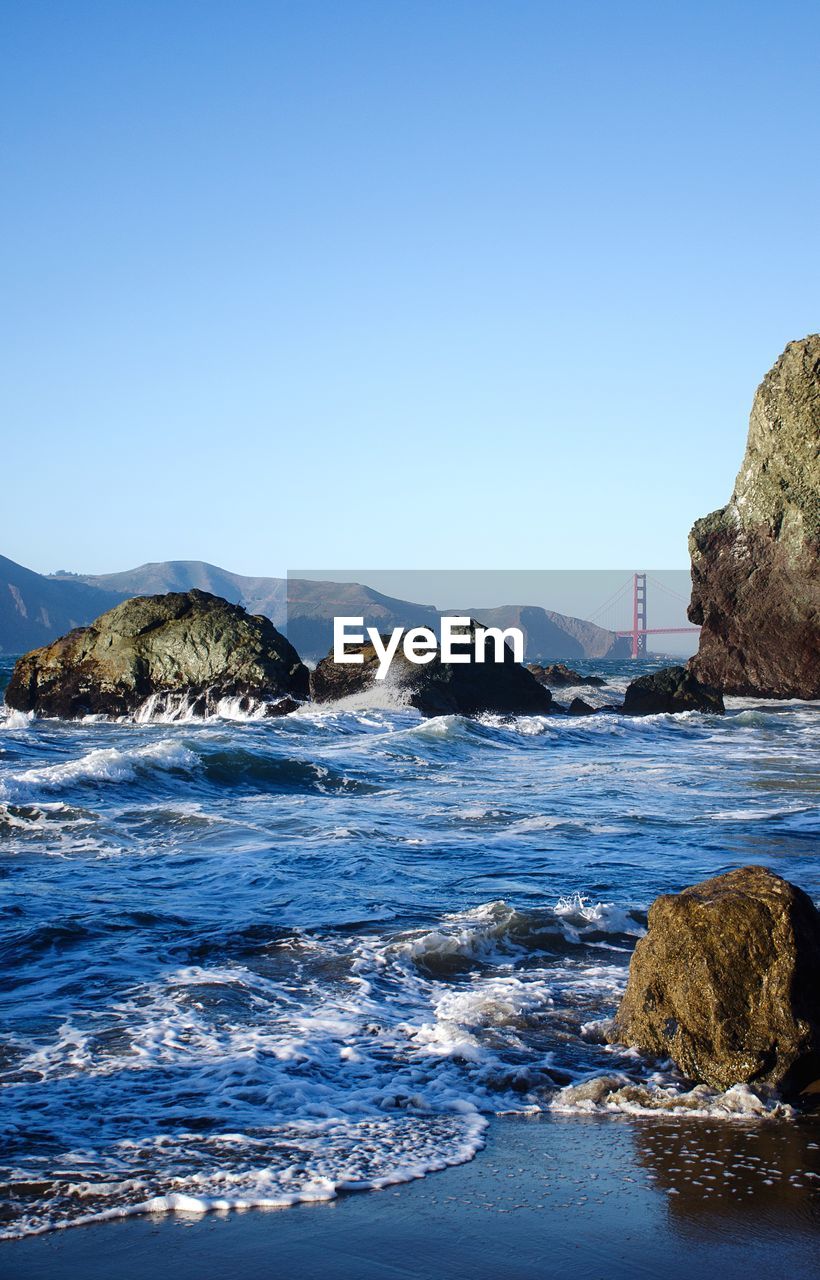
4;590;309;718
621;665;724;715
609;866;820;1097
311;620;552;717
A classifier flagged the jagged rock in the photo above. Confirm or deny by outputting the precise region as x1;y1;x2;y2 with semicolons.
609;866;820;1096
4;590;309;719
567;697;597;716
688;335;820;698
622;665;724;715
527;662;605;687
311;622;552;718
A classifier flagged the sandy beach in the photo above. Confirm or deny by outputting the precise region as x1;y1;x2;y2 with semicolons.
5;1113;820;1280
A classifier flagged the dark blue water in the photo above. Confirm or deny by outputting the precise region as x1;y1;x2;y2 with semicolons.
1;656;818;1236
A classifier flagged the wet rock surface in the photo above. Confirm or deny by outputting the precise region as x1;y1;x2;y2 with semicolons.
5;590;309;718
622;665;724;715
609;866;820;1096
311;623;552;718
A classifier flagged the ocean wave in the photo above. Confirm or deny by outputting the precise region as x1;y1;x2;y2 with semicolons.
198;748;383;795
390;897;644;979
0;740;198;798
0;736;383;804
2;678;818;1239
705;805;813;822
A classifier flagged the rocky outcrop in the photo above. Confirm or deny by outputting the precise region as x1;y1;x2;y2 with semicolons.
4;590;309;718
567;697;597;716
609;866;820;1096
621;665;724;715
311;622;552;717
527;663;605;687
688;335;820;698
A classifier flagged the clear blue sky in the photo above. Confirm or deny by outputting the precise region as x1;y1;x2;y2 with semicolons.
3;1;818;576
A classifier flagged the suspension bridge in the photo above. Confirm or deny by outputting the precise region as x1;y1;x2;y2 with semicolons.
589;572;700;658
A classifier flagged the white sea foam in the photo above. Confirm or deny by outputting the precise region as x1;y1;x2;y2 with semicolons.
133;691;309;723
407;974;555;1063
394;901;525;970
0;739;198;798
0;939;496;1237
1;1114;488;1238
553;893;645;940
0;893;632;1237
706;805;809;822
306;683;416;716
0;706;34;729
551;1076;796;1120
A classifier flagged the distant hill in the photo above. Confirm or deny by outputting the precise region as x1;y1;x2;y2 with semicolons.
56;561;287;628
284;577;442;661
458;604;629;660
0;556;124;654
0;556;627;662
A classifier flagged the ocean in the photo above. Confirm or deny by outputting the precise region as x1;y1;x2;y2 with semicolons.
1;656;819;1239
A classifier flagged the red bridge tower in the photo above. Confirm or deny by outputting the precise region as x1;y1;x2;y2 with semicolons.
631;572;647;659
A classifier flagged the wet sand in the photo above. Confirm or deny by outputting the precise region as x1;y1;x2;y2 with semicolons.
3;1113;819;1280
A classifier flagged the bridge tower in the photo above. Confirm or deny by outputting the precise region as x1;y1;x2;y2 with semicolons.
631;572;647;658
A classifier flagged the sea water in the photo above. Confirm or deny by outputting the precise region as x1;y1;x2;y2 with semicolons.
0;657;818;1236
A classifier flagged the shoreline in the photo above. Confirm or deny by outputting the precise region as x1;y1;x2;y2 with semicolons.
4;1112;820;1280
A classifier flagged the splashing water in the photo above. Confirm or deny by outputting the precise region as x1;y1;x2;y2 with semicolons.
0;656;818;1236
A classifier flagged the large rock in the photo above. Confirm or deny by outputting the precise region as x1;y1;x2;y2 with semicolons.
567;696;597;716
4;590;309;718
610;866;820;1096
621;665;724;715
311;622;552;717
688;335;820;698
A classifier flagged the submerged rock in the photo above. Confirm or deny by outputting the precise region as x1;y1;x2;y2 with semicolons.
311;622;552;717
4;590;309;719
567;697;597;716
527;663;605;687
688;335;820;698
609;866;820;1096
621;665;724;715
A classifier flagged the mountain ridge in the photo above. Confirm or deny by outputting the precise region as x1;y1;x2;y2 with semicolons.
1;556;629;661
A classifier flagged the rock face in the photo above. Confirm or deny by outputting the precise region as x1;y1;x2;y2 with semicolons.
527;663;605;687
688;335;820;698
621;665;724;715
311;623;552;717
610;866;820;1096
4;590;309;718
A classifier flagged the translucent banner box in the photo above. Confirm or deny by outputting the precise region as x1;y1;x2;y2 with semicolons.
285;570;698;667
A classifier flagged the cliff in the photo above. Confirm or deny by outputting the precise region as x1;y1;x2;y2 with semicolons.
688;336;820;698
